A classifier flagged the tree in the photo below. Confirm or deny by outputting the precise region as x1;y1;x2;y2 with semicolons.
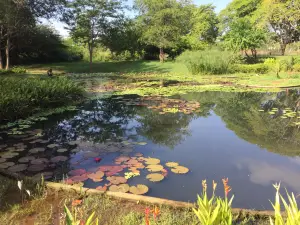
185;4;219;50
223;18;266;58
134;0;192;62
65;0;124;71
256;0;300;55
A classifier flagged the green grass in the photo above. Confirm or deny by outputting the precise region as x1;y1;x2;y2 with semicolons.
0;76;84;122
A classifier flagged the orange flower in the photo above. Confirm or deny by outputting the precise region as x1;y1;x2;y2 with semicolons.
72;199;82;207
222;178;232;197
153;206;160;220
145;207;151;225
212;180;217;192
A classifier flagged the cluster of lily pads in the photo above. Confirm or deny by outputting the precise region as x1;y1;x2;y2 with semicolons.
259;107;300;126
65;153;189;195
113;96;201;115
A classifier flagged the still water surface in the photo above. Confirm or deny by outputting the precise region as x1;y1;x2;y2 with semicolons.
1;90;300;210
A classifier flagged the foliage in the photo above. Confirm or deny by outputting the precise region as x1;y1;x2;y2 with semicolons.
64;205;98;225
0;77;84;122
270;183;300;225
193;179;234;225
134;0;192;61
222;18;266;58
185;4;219;50
177;49;236;74
231;64;269;74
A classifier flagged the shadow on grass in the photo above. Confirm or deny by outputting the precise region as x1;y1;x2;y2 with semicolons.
26;60;179;74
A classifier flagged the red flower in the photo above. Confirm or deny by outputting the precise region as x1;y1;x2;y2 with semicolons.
222;178;232;197
153;206;160;220
94;157;102;163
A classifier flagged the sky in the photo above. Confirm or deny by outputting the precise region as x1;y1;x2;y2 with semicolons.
44;0;231;37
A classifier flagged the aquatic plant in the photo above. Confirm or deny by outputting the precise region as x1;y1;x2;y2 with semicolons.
64;204;98;225
193;179;234;225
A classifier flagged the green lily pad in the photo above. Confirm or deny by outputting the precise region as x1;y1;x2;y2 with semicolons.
146;164;164;172
171;166;189;174
57;148;68;153
1;152;19;159
129;184;149;195
165;162;179;168
29;148;45;154
146;173;164;182
109;184;129;193
32;172;53;181
0;162;15;169
107;176;127;185
18;156;35;163
28;164;46;172
145;157;160;165
31;158;49;165
0;158;7;163
47;144;59;149
8;164;28;172
51;156;69;163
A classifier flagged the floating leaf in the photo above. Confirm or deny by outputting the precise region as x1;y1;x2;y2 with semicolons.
8;164;28;172
51;156;69;163
96;186;107;191
32;172;53;181
136;142;147;146
115;156;130;164
87;171;105;182
1;152;19;159
129;185;149;195
70;174;88;182
109;184;129;193
0;158;6;163
135;153;143;157
145;158;160;165
31;158;49;165
57;148;68;153
146;164;164;172
29;148;45;154
47;144;59;149
0;162;15;169
68;141;79;146
28;164;46;172
171;166;189;174
165;162;179;168
125;172;140;179
146;173;164;182
69;169;86;176
106;176;127;185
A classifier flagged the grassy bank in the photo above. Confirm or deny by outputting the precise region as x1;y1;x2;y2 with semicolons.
0;77;84;123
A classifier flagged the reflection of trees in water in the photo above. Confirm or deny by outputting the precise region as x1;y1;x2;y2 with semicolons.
47;98;137;143
182;91;300;156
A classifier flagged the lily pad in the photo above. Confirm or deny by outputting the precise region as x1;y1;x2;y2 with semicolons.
145;158;160;165
165;162;179;168
29;148;45;154
135;153;143;157
0;158;7;163
69;169;87;176
31;158;49;165
171;166;189;174
87;171;105;182
68;141;79;146
1;152;19;159
8;164;28;172
136;142;147;146
57;148;68;153
32;172;53;181
146;173;164;182
47;144;59;149
125;172;140;179
129;185;149;195
0;162;15;169
109;184;129;193
51;156;69;163
147;164;164;172
40;140;50;144
28;164;45;172
96;186;107;191
115;156;130;164
70;175;88;182
107;176;127;185
18;156;35;163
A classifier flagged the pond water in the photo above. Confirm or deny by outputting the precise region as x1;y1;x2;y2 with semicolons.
1;90;300;210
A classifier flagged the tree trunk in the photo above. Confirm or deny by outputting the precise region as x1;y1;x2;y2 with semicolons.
244;50;250;58
159;48;164;63
0;43;3;70
251;49;257;59
5;35;10;70
280;43;287;56
88;43;93;73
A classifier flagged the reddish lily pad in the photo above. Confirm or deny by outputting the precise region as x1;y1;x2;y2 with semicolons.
51;156;69;163
31;158;49;165
70;174;88;182
96;186;107;191
106;176;127;185
115;156;130;164
87;171;105;182
8;164;28;172
69;169;87;176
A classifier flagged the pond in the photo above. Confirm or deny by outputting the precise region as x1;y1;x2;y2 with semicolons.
1;90;300;210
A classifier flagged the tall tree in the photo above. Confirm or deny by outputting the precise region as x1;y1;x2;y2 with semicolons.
134;0;192;62
256;0;300;55
65;0;124;71
185;4;218;50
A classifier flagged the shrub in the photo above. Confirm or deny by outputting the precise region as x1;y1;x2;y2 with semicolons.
176;50;236;75
11;66;27;74
293;64;300;72
0;77;84;122
230;64;270;74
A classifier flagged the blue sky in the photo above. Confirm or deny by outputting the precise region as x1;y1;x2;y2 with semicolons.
46;0;231;37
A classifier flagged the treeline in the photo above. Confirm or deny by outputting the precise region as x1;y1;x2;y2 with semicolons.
0;0;300;69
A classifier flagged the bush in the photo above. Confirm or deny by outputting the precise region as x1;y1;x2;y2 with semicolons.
177;50;236;75
293;64;300;72
231;64;270;74
0;77;84;122
11;66;27;74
